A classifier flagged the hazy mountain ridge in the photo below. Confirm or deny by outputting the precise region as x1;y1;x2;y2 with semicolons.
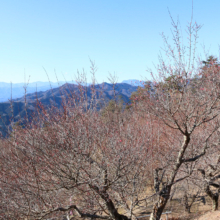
0;82;139;136
0;81;77;102
0;80;143;102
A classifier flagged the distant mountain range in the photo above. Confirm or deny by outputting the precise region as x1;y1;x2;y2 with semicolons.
0;80;144;102
0;81;77;102
0;82;139;137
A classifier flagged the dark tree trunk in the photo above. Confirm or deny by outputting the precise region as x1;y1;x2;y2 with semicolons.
149;185;171;220
91;184;130;220
183;192;197;213
149;135;190;220
211;194;219;211
105;198;130;220
183;193;191;213
204;183;219;211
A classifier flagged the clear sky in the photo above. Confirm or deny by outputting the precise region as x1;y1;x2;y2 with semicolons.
0;0;219;83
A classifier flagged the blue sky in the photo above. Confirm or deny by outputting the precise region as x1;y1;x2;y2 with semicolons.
0;0;219;83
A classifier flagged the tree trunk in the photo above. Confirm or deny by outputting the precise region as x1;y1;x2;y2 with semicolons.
183;193;191;213
91;184;130;220
183;192;197;213
149;186;171;220
105;198;130;220
150;135;190;220
212;194;219;211
204;184;219;211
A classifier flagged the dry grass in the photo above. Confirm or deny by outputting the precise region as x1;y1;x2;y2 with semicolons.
126;186;218;220
69;185;219;220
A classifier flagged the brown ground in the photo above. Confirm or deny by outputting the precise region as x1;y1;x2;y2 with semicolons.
192;211;220;220
130;187;219;220
71;186;220;220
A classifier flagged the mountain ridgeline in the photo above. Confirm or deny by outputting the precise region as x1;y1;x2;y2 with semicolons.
0;82;139;136
0;81;77;102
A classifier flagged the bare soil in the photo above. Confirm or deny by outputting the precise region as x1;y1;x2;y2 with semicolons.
192;211;220;220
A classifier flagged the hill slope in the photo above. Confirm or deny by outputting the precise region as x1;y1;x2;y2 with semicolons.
195;211;220;220
0;81;77;102
0;82;138;136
